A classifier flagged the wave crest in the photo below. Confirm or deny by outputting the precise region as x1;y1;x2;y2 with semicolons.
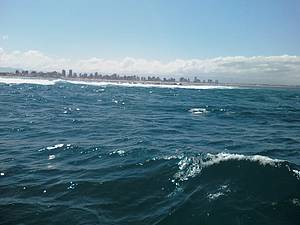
0;77;235;89
0;77;59;85
172;152;286;184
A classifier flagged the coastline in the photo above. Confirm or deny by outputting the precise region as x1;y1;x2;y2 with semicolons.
0;75;299;89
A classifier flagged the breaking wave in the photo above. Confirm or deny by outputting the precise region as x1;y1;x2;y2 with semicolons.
152;152;300;225
0;77;59;85
0;76;235;89
153;152;297;185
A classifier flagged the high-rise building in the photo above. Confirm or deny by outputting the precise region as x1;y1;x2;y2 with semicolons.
62;69;66;76
68;69;72;77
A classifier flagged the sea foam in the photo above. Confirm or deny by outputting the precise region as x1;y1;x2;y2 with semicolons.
203;152;283;166
0;77;58;85
46;144;64;150
189;108;208;114
62;80;235;90
0;77;235;90
172;152;285;183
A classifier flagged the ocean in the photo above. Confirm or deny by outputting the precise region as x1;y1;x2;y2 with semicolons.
1;78;300;225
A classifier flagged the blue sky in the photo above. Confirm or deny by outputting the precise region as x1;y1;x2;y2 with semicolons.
1;0;300;60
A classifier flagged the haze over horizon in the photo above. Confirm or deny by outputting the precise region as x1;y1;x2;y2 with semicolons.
0;0;300;85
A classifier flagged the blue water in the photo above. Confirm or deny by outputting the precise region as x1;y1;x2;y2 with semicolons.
1;80;300;225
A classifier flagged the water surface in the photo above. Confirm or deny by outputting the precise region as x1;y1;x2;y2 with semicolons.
1;79;300;225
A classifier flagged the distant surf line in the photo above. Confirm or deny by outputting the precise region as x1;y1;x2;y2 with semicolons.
0;76;236;89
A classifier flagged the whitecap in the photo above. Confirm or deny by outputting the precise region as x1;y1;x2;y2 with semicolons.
109;150;125;156
46;144;64;150
292;198;300;206
0;77;58;85
58;80;236;90
162;155;184;160
172;152;284;184
293;169;300;179
207;192;224;200
0;77;236;89
208;184;232;200
189;108;208;114
173;156;202;182
203;152;283;167
48;155;56;160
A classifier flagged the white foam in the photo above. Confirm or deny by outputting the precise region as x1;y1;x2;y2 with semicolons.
46;144;64;150
207;184;231;200
293;169;300;179
0;77;58;85
189;108;208;114
162;155;184;160
48;155;56;160
208;192;224;200
0;77;236;89
65;80;235;90
292;198;300;206
204;153;283;167
172;152;284;183
174;156;202;181
109;149;125;156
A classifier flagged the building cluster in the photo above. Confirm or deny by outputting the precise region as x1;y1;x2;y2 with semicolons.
0;69;219;84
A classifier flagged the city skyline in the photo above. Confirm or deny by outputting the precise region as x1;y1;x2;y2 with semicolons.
4;68;220;85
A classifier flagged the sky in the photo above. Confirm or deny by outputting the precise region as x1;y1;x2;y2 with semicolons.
0;0;300;84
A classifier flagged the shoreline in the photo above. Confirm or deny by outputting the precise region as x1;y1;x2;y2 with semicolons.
0;75;299;89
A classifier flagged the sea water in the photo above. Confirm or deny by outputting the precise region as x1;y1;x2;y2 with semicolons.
0;78;300;225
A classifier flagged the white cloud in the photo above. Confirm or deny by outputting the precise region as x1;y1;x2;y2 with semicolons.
0;48;300;85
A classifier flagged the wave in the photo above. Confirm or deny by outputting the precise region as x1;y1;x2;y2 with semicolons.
188;108;208;115
0;77;59;85
63;80;236;90
156;152;298;184
2;149;299;225
46;143;64;150
203;152;283;166
153;152;300;225
38;143;71;152
0;77;235;89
